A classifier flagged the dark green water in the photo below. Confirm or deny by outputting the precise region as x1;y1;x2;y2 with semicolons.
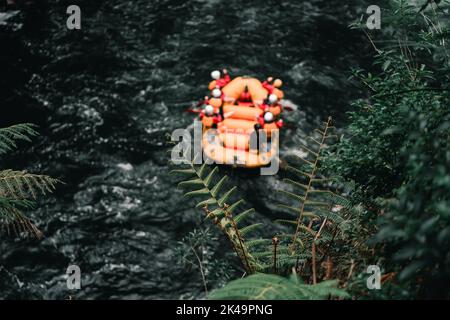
0;0;371;299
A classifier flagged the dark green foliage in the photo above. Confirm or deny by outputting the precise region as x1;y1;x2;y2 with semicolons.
327;0;450;299
171;155;261;274
175;228;234;296
171;122;354;299
271;118;361;282
0;124;59;238
0;124;39;155
173;1;449;299
209;273;348;300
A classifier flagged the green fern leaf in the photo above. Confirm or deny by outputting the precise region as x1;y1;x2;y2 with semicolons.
283;178;308;190
0;170;59;200
205;208;225;219
211;175;227;197
228;199;245;214
184;188;210;197
278;189;305;202
197;162;208;178
245;239;272;248
218;187;236;206
196;198;216;208
239;223;263;236
0;197;42;238
170;168;196;176
178;178;203;187
204;167;218;187
235;208;255;225
209;274;348;300
277;204;317;218
0;124;38;155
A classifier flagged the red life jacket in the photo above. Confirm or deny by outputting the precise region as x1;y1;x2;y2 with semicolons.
212;114;223;124
216;74;231;88
257;114;283;128
201;111;222;121
258;102;270;111
257;115;265;126
201;97;210;106
262;81;274;94
240;91;251;102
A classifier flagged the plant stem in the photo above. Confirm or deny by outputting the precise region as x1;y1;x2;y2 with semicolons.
291;117;332;252
190;246;208;296
272;237;279;274
312;242;317;285
226;208;253;274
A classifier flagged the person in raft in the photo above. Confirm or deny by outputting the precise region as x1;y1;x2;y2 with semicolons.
262;77;283;97
210;69;231;89
211;86;225;117
200;104;222;129
258;93;279;111
257;111;284;130
251;111;283;152
237;85;252;104
262;76;275;94
198;95;210;107
211;86;225;100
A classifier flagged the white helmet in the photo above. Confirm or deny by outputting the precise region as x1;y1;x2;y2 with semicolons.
264;112;274;122
211;70;221;80
268;94;278;104
204;104;214;115
212;88;222;98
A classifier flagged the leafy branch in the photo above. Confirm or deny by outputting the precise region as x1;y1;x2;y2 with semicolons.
171;155;261;274
0;123;60;238
282;117;336;254
0;124;38;155
171;118;355;299
209;273;349;300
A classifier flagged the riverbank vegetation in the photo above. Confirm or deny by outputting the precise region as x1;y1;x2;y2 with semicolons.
172;0;449;299
0;124;59;239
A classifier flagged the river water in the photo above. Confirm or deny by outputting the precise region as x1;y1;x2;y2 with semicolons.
0;0;371;299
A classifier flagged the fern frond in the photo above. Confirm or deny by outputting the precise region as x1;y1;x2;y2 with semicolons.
275;219;297;226
296;144;319;157
170;168;196;175
172;158;257;273
277;204;318;218
211;176;227;197
0;124;59;239
218;187;236;206
228;199;245;214
177;178;203;187
196;198;216;208
304;200;330;208
184;188;210;197
205;208;225;220
0;170;59;200
283;178;308;190
209;273;348;300
0;124;38;155
239;223;263;237
204;166;218;187
234;208;255;226
278;189;305;202
277;117;337;253
246;238;272;248
0;197;42;238
286;166;313;178
314;209;345;225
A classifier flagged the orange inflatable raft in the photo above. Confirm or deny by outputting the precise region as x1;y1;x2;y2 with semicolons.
201;76;284;168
